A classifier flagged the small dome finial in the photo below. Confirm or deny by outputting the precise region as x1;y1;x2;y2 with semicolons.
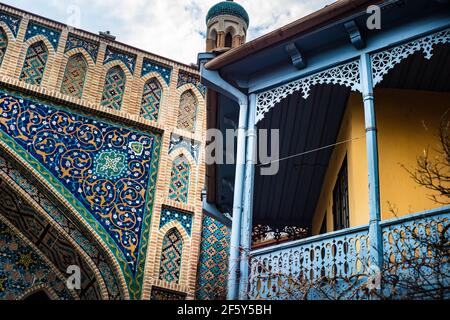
205;1;249;52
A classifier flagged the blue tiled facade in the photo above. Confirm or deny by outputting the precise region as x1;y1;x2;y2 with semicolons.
65;33;99;62
141;58;172;85
196;215;230;300
0;88;161;274
0;10;21;37
159;207;193;236
104;46;137;74
25;21;61;50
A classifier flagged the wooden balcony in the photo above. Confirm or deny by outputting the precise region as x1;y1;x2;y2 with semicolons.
248;207;450;300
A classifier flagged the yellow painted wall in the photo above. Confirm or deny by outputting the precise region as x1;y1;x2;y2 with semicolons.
312;88;450;235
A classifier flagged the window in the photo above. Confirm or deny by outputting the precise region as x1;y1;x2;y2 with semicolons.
333;157;350;231
159;228;183;284
100;66;126;110
60;54;88;98
210;29;217;50
177;90;197;132
225;32;233;48
20;41;49;85
168;156;190;203
140;78;162;121
0;28;8;66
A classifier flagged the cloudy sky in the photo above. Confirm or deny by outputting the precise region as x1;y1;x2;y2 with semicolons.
3;0;336;64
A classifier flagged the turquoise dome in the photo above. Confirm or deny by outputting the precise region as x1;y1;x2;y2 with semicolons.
206;1;249;26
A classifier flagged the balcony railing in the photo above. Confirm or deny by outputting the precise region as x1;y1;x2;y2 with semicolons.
248;207;450;300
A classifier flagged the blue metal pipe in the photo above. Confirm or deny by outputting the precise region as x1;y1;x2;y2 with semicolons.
198;52;249;300
239;93;257;300
360;53;383;269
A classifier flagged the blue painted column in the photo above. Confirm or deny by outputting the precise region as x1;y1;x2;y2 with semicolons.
227;100;249;300
238;93;257;300
360;53;383;270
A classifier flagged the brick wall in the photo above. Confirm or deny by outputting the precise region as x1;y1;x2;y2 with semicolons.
0;3;206;300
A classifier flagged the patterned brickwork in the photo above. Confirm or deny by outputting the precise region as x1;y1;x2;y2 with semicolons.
159;228;183;283
0;3;206;300
0;28;7;66
100;66;126;110
0;218;74;300
25;21;60;50
19;41;49;85
177;90;198;132
140;78;162;121
60;54;88;98
65;33;99;63
196;215;230;300
160;207;193;236
168;156;190;203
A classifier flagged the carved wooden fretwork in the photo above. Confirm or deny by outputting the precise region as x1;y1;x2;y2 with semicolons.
371;28;450;86
255;61;361;124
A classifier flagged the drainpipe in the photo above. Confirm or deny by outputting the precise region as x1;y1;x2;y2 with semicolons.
198;53;249;300
360;53;383;272
239;93;257;300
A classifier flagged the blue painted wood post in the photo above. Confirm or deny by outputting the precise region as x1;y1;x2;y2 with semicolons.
227;100;249;300
239;93;257;300
360;53;384;271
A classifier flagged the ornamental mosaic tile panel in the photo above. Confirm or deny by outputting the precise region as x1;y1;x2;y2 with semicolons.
104;46;136;74
0;155;122;299
0;181;102;300
196;215;230;300
159;228;183;283
64;33;99;63
100;66;126;110
140;78;162;121
0;89;161;274
0;11;21;37
159;207;193;236
60;54;88;99
141;59;172;85
0;219;74;300
0;28;7;66
177;90;198;132
25;21;61;50
177;70;206;97
169;134;200;164
168;156;190;203
19;41;49;86
150;287;186;300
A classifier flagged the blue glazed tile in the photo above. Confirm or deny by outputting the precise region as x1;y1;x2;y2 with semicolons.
25;20;61;50
0;10;21;37
65;33;99;62
141;58;172;85
159;207;193;236
104;46;136;74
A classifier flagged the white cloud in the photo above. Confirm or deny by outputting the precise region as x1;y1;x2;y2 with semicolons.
2;0;336;64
